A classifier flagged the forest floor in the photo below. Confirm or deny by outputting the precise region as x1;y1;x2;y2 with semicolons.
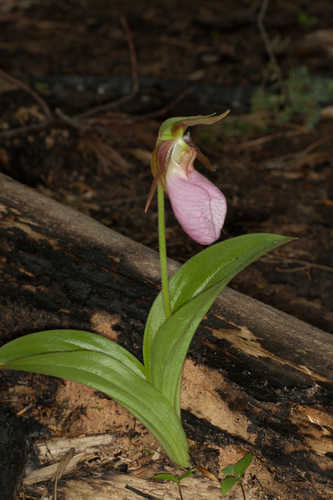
1;1;333;498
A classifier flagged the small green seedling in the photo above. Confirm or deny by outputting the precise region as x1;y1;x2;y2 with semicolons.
155;469;196;500
298;11;318;28
220;453;253;498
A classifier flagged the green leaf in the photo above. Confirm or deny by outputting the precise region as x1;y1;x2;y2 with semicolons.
144;234;293;401
155;469;195;484
0;330;190;467
220;476;239;495
220;453;253;495
154;473;179;483
222;453;253;477
150;281;225;411
178;469;196;480
0;329;145;378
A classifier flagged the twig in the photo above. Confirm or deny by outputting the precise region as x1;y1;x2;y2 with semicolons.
0;15;140;142
79;132;133;174
257;0;281;83
239;126;309;150
0;110;89;139
0;16;190;145
240;480;246;500
261;254;333;274
137;86;194;120
0;120;56;139
76;16;139;121
0;68;53;119
0;69;60;139
178;482;184;500
0;16;139;140
55;108;88;131
53;448;75;500
302;135;333;155
16;403;33;416
120;16;139;95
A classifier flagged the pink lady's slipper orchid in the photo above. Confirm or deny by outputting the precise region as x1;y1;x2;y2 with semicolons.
145;112;229;245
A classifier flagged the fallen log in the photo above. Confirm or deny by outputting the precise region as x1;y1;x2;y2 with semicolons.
0;172;332;499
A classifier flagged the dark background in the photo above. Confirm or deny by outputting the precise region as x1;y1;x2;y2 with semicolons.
1;0;333;333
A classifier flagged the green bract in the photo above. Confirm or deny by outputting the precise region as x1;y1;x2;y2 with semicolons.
158;111;230;142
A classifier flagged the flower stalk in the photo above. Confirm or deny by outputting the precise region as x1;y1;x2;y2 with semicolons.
157;183;171;319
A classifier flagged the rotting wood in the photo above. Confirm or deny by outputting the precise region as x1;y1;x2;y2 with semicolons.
0;173;332;499
25;435;223;499
24;434;116;486
62;474;223;500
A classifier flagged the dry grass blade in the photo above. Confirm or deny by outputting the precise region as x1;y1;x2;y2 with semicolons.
0;68;52;119
53;448;75;500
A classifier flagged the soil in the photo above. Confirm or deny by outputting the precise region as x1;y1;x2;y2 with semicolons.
1;0;333;497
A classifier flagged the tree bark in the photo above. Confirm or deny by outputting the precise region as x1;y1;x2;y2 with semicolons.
0;173;332;499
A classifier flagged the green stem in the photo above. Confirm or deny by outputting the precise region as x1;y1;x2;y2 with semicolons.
157;183;171;318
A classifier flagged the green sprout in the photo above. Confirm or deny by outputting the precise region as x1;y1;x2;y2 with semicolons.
298;11;318;28
155;469;196;500
220;453;253;498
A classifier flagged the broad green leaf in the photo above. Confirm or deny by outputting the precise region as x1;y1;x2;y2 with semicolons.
150;281;224;411
220;476;239;495
222;452;253;477
144;234;292;383
0;329;145;378
0;331;190;467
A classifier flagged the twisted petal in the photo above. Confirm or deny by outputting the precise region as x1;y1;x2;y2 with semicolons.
166;166;227;245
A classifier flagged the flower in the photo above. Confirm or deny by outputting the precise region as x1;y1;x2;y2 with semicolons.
145;112;229;245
